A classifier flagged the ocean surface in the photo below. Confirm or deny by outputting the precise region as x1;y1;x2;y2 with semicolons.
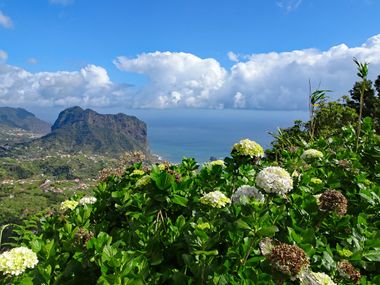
121;109;309;163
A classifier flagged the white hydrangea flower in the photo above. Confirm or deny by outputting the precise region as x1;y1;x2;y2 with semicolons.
232;139;264;158
200;191;231;208
60;200;78;211
299;271;336;285
301;149;324;160
256;166;293;194
0;247;38;276
79;196;97;205
231;185;265;204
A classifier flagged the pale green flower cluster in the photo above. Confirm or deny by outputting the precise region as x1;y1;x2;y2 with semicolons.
200;191;231;208
232;139;264;158
131;169;145;176
300;271;336;285
196;222;211;230
208;160;225;167
231;185;265;204
135;175;151;188
158;164;167;171
79;196;97;205
310;178;323;184
301;149;324;160
60;200;78;211
256;166;293;194
337;248;353;258
0;247;38;276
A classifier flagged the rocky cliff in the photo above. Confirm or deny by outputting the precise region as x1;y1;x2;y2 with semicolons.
34;106;148;155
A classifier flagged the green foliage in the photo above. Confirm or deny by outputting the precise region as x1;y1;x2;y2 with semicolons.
312;101;358;138
2;118;380;284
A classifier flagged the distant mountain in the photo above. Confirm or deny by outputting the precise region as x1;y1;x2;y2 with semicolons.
26;106;148;156
0;107;51;134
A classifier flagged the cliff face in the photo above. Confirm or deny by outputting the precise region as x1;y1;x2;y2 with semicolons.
0;107;51;134
32;106;148;156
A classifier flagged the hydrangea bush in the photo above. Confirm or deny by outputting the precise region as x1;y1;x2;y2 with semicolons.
1;118;380;284
301;149;324;160
232;139;264;158
0;247;38;276
256;166;293;194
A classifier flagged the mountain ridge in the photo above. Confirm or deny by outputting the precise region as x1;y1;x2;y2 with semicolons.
26;106;148;156
0;107;51;134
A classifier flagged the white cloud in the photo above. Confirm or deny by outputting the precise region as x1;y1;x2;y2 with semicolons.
114;34;380;110
227;51;239;62
114;52;227;108
1;35;380;110
49;0;73;6
0;10;13;29
0;50;7;62
0;63;132;108
276;0;303;12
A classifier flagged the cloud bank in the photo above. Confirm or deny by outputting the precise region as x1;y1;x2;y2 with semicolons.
0;10;13;28
114;34;380;109
1;35;380;110
0;63;132;108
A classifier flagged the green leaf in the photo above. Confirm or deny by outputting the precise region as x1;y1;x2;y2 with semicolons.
363;249;380;262
235;219;252;231
151;171;175;190
18;276;34;285
258;226;278;237
193;250;219;256
288;227;302;243
171;195;188;207
30;239;42;253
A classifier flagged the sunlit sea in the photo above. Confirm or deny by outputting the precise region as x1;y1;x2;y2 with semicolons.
122;109;309;163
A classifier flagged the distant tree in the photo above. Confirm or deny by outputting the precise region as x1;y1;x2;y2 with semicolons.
347;79;377;118
375;74;380;95
312;101;358;138
347;70;380;133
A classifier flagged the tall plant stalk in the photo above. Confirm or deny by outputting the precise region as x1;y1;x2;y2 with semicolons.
308;81;329;140
0;224;10;249
353;58;369;150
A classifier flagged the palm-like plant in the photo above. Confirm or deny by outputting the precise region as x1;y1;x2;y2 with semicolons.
353;57;369;150
309;84;330;139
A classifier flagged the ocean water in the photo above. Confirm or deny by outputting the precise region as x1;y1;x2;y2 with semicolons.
122;109;309;163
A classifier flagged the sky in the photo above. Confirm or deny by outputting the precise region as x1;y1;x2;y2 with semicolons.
1;0;380;115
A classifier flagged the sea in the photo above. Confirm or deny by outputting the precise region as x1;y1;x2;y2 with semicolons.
121;109;309;163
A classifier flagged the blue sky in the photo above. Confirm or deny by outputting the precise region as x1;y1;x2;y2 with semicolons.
0;0;380;112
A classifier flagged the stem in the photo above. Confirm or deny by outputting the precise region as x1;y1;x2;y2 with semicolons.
356;82;365;150
241;237;255;265
0;224;10;249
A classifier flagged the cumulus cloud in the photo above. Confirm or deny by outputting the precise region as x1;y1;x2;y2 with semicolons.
0;10;13;29
113;35;380;109
1;35;380;110
49;0;73;6
114;52;227;108
276;0;303;12
0;63;133;108
0;50;7;62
